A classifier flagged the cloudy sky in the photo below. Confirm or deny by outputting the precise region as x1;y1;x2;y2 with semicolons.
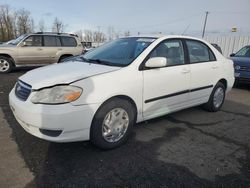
1;0;250;37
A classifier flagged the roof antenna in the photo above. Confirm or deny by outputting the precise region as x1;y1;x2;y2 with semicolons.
182;24;191;35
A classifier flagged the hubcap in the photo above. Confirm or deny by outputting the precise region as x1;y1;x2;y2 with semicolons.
213;87;224;108
102;108;129;143
0;59;10;72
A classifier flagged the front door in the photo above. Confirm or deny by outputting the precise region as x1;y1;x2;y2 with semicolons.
142;39;191;120
17;35;45;65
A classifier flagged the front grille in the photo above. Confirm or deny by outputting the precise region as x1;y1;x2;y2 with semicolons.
15;80;32;101
239;66;250;72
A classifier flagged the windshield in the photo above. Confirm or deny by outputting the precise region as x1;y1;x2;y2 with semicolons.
235;46;250;57
7;34;27;45
81;37;156;66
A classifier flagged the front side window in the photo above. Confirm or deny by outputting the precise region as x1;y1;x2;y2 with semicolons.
235;46;250;57
44;36;61;47
149;40;185;66
24;35;42;47
61;36;77;47
186;40;216;63
82;37;155;66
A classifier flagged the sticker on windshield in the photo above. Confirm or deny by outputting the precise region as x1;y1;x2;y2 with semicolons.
137;38;155;42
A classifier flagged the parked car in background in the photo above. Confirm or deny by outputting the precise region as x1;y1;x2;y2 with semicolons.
9;35;234;149
230;45;250;83
211;43;222;54
81;41;95;54
0;32;83;73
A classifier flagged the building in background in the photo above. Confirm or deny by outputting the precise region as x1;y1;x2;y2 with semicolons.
204;36;250;57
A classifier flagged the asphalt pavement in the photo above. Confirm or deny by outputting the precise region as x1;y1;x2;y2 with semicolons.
0;68;250;188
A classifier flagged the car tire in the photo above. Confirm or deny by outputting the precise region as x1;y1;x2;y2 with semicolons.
0;56;14;73
203;82;226;112
90;98;136;150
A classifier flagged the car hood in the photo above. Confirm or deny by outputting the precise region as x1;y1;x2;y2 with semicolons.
230;57;250;67
0;44;16;48
19;61;121;90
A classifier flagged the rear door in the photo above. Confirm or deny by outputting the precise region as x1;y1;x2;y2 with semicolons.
42;35;62;64
60;36;79;56
185;39;220;104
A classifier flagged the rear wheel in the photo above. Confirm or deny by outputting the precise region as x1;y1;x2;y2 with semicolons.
0;56;14;73
203;82;226;112
90;98;136;149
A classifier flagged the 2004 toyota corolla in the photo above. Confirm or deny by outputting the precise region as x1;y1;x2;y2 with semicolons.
9;36;235;149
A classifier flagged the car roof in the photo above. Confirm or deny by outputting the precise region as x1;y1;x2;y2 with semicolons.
123;35;207;42
30;32;78;37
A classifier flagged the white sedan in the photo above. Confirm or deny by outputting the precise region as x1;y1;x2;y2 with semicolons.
9;35;235;149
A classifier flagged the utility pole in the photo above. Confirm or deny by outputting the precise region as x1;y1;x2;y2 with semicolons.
202;11;209;38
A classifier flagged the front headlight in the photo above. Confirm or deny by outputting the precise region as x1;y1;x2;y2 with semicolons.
235;65;241;70
31;85;82;104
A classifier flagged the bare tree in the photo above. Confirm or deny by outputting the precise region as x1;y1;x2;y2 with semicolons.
124;30;130;37
0;7;6;41
0;5;15;40
38;19;45;32
75;30;83;42
107;26;115;41
83;29;93;42
0;5;35;41
93;31;106;43
52;17;64;33
115;31;120;39
12;11;18;38
16;8;34;35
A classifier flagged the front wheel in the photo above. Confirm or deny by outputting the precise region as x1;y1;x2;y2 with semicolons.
90;98;136;149
203;82;226;112
0;56;14;73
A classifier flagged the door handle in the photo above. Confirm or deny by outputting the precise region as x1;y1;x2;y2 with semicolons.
37;48;43;51
212;65;219;69
58;48;63;51
181;68;190;74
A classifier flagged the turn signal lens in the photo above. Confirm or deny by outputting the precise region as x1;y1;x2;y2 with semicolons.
65;91;81;102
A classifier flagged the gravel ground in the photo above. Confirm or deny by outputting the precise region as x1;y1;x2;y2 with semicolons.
0;68;250;188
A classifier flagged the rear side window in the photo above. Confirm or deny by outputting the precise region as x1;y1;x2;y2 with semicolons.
43;36;61;47
61;36;77;47
186;40;216;63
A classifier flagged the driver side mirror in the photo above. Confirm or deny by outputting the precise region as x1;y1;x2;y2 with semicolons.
20;41;27;47
230;53;235;57
145;57;167;68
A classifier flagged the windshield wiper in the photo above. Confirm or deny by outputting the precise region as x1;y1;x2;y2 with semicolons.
75;57;108;64
86;58;122;67
77;57;124;67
